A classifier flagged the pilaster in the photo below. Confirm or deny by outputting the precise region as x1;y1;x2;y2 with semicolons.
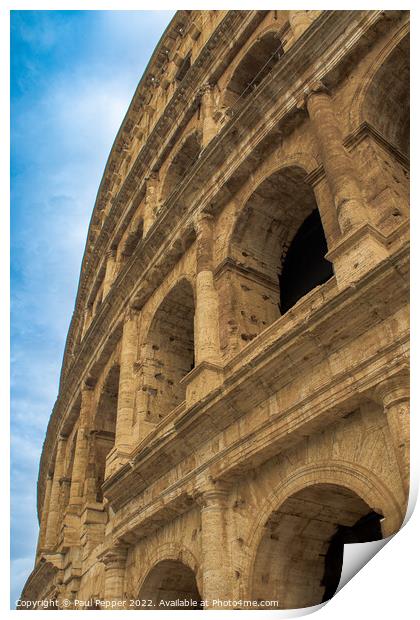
36;474;53;559
302;81;388;288
68;381;95;514
103;248;117;298
143;173;160;236
99;545;129;609
374;374;410;498
44;436;67;550
105;306;139;478
195;480;233;608
183;213;223;406
199;83;218;147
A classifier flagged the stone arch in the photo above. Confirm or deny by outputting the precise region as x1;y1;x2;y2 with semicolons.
138;278;195;424
222;29;284;109
242;462;403;608
160;130;202;204
224;164;333;344
350;25;409;155
90;363;120;502
136;543;202;610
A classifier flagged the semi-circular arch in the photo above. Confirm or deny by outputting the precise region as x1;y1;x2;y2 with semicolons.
242;460;403;603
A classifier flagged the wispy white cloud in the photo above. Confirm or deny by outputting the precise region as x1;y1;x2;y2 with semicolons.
11;10;174;607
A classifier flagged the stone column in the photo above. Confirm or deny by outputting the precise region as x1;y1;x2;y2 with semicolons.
68;382;95;513
305;82;369;235
194;213;220;365
103;249;117;298
115;307;139;452
36;474;53;557
143;174;159;236
288;10;314;39
44;436;67;549
101;546;128;609
83;430;99;504
375;376;410;496
81;305;92;340
302;81;388;287
198;483;232;608
200;83;218;147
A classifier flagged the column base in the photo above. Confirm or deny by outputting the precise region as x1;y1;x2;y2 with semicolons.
180;361;224;407
326;223;388;289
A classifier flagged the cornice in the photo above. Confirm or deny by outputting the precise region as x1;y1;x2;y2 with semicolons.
38;9;405;519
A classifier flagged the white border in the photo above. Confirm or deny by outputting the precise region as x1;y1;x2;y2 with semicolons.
4;2;418;618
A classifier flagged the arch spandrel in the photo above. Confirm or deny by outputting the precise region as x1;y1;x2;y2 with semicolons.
348;22;409;137
217;152;320;264
241;460;403;603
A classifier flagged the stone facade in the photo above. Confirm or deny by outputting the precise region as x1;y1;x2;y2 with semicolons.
21;10;409;610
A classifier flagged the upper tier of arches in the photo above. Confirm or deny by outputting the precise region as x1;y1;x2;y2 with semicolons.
38;10;409;522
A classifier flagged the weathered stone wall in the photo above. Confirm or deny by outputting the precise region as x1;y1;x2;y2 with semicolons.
21;9;409;611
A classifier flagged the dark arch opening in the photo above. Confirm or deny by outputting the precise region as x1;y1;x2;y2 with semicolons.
225;31;284;107
321;510;383;602
138;560;202;610
226;166;334;349
250;483;384;609
279;209;333;314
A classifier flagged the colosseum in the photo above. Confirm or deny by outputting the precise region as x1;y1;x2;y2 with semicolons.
21;9;409;611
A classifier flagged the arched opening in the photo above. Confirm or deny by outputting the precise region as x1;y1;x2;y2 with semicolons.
160;132;202;204
363;34;409;156
358;33;409;230
279;209;333;314
90;364;120;501
139;560;202;610
140;279;195;423
250;483;383;608
226;166;333;348
224;31;284;108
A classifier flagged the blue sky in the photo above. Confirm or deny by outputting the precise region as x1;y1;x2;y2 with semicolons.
10;10;174;606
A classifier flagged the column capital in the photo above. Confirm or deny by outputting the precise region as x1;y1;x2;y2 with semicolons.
194;479;231;508
99;545;128;570
198;82;216;98
82;377;96;391
123;304;140;323
194;210;214;231
145;171;159;184
373;374;409;410
106;247;117;259
197;82;215;100
297;80;329;110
